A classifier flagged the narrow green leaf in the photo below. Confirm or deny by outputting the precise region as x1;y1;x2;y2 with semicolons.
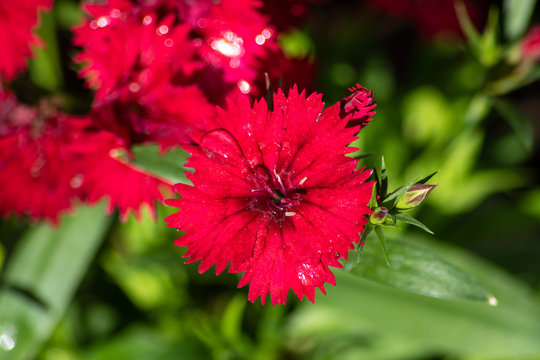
28;10;64;91
494;98;534;151
455;1;481;49
131;144;191;185
0;203;111;359
374;226;390;266
504;0;537;41
394;212;434;234
379;157;388;198
417;169;439;185
347;239;493;303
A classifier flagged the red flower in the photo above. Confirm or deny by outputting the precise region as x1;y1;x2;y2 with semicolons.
0;93;82;222
71;129;173;222
522;26;540;61
165;87;374;305
337;84;376;129
0;91;172;223
0;0;53;80
73;0;286;147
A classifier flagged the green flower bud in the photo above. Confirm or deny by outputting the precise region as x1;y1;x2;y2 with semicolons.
370;207;388;225
396;184;436;210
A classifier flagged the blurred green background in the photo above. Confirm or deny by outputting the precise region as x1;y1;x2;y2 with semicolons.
1;0;540;359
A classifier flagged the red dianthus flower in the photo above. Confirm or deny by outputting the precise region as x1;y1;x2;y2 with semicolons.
0;0;53;80
337;83;376;129
0;90;172;223
165;87;374;305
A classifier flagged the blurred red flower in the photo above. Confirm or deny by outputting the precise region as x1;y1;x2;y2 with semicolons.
0;91;172;223
165;87;373;305
522;25;540;61
0;0;53;80
73;0;292;148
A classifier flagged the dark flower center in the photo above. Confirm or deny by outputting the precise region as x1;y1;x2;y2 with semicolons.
248;164;305;219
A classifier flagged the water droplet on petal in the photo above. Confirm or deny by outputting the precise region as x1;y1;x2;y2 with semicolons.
70;174;84;189
237;80;250;94
142;15;152;25
262;28;272;39
200;129;245;166
96;16;109;28
255;34;265;45
157;25;169;35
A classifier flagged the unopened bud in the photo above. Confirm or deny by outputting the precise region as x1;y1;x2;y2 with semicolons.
521;25;540;61
369;207;388;225
339;84;376;129
396;184;436;210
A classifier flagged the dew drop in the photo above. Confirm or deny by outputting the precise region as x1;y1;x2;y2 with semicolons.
164;38;173;47
200;129;245;166
70;174;84;189
96;16;109;28
237;80;250;94
262;28;272;39
157;25;169;35
142;15;152;25
255;34;265;45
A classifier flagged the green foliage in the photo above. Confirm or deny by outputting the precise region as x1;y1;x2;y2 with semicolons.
0;203;111;360
286;233;540;360
1;1;540;360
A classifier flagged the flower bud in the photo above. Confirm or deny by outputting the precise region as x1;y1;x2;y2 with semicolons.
369;207;388;225
521;26;540;61
339;84;376;129
395;184;436;210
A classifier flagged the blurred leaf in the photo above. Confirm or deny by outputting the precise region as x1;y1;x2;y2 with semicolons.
402;87;454;147
465;93;493;127
131;144;191;185
220;295;247;345
83;326;209;360
478;7;502;67
0;203;110;360
286;233;540;359
55;0;84;28
504;0;537;41
279;29;314;58
455;0;482;56
494;98;534;151
28;10;63;91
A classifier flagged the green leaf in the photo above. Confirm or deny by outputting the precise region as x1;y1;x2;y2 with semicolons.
28;10;64;91
494;98;534;151
504;0;537;41
373;226;390;266
455;1;481;49
131;144;191;185
286;234;540;359
347;238;492;303
394;212;434;234
0;203;111;359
